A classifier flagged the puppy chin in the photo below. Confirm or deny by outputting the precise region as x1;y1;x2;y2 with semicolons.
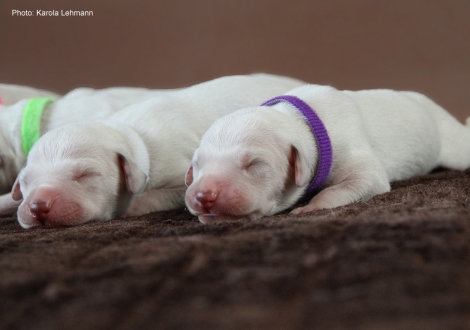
17;202;88;229
198;213;245;224
187;203;249;223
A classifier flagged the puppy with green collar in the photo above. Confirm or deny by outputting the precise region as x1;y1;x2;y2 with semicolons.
0;86;176;216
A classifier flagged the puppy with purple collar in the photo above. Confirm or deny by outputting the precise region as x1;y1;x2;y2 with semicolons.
185;84;470;222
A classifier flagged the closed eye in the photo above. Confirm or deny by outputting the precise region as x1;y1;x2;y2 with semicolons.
244;157;267;173
73;171;101;182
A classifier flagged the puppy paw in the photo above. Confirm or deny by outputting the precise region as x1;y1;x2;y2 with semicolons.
290;204;320;215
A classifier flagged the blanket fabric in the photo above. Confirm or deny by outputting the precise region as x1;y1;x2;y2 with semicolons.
1;169;469;329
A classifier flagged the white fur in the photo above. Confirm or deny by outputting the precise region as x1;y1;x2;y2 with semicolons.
185;84;470;223
11;74;304;228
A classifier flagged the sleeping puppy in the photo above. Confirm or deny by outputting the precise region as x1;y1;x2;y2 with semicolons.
10;74;304;228
0;83;60;105
0;85;176;213
185;84;470;223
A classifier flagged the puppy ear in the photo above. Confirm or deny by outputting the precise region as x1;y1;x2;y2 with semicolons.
12;177;23;201
118;154;148;194
291;145;311;187
185;164;193;186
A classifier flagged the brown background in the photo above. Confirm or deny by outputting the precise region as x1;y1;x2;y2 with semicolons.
1;0;469;121
1;2;470;328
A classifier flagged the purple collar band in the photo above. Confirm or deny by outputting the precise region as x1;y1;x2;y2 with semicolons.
261;95;333;194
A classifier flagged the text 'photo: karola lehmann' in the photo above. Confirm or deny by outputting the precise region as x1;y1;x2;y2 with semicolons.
11;9;93;17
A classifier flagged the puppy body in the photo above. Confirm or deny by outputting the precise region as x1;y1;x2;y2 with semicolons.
185;84;470;222
12;74;304;228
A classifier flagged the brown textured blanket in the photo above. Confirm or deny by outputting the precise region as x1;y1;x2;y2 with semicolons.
1;169;469;329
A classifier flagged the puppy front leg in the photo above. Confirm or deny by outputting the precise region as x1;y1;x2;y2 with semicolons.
291;162;391;214
123;187;186;217
0;193;20;217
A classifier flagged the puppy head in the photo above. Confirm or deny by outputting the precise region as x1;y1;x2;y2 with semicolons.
185;107;312;223
12;123;148;229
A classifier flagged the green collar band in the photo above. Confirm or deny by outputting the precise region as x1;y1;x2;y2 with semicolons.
21;97;54;157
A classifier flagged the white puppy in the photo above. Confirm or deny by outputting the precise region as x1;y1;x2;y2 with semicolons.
185;84;470;223
0;83;60;105
10;74;304;228
0;86;175;203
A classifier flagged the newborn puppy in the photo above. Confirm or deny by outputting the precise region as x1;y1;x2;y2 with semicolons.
185;84;470;223
10;74;304;228
0;86;174;208
0;83;59;105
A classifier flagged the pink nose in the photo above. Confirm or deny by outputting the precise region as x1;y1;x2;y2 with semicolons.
29;201;51;223
195;189;218;209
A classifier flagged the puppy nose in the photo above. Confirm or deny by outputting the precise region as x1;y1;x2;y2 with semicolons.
195;189;218;208
29;201;51;222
